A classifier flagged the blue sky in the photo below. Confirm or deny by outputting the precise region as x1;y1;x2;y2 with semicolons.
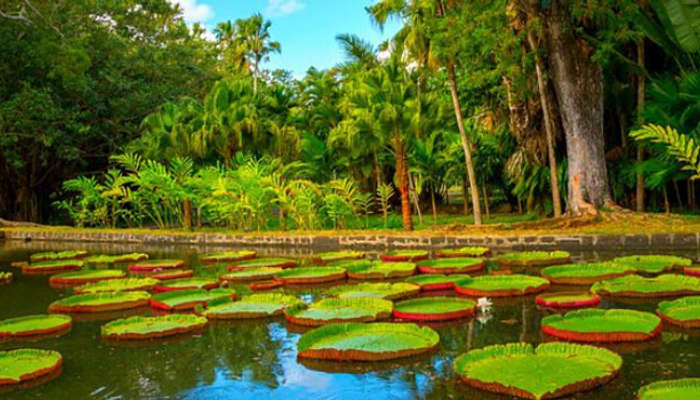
170;0;401;77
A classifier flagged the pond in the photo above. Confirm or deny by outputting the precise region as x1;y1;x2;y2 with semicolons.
1;241;699;399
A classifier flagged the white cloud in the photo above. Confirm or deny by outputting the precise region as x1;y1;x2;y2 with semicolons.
265;0;306;17
168;0;214;23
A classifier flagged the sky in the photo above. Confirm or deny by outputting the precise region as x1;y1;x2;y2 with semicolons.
169;0;402;78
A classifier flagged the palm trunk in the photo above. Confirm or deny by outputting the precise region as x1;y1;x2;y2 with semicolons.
545;0;612;215
636;40;646;212
409;173;423;226
527;27;562;218
394;136;413;231
430;188;438;222
482;185;491;220
183;200;192;229
462;176;470;216
447;64;482;225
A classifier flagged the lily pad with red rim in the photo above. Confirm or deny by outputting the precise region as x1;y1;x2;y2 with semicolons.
637;378;700;400
297;322;439;361
74;278;159;294
274;267;347;285
227;257;297;271
284;297;393;326
0;349;63;386
198;293;304;319
101;314;207;340
346;261;416;280
416;257;485;274
49;291;151;313
0;272;12;285
591;274;700;298
453;342;622;400
127;259;185;273
326;282;420;300
657;296;700;328
154;277;220;292
0;315;72;338
380;250;429;262
149;288;236;311
613;255;692;274
541;308;662;342
310;251;364;264
134;269;193;280
394;297;477;321
455;274;550;297
50;269;126;286
199;250;256;263
84;253;148;265
541;262;636;285
30;250;88;262
496;251;571;268
22;260;84;275
535;292;601;308
684;265;700;277
405;274;467;291
220;267;281;282
436;247;491;258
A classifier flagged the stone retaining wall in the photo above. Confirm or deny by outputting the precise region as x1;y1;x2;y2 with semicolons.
2;229;699;251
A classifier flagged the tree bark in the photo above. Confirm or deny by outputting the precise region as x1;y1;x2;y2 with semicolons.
409;172;423;226
545;0;612;215
461;176;470;216
482;185;491;220
183;200;192;229
527;27;562;218
636;40;646;212
394;135;413;231
430;189;438;222
447;64;482;225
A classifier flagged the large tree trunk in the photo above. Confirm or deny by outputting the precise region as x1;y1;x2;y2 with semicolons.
636;40;646;212
430;189;438;222
394;135;413;231
447;64;482;225
183;200;192;229
545;0;612;215
461;176;470;216
527;27;562;218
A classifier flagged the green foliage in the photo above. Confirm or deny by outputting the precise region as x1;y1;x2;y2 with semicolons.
631;124;700;179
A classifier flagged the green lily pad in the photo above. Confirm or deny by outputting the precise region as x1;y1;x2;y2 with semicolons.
199;293;304;319
0;349;63;385
613;255;692;274
535;292;601;308
454;342;622;400
541;262;636;285
455;274;550;297
297;322;439;361
346;261;416;280
326;282;420;300
30;250;88;262
591;274;700;298
127;259;185;273
137;269;194;280
275;267;346;284
435;247;491;258
394;297;476;321
74;278;159;294
50;269;126;286
84;253;148;265
497;251;571;267
150;288;236;311
416;257;485;274
0;272;12;284
22;260;84;275
220;267;281;282
405;274;467;291
310;251;364;264
657;296;700;328
154;277;219;292
380;250;429;262
101;314;207;340
637;378;700;400
541;308;661;342
285;297;393;326
49;291;151;313
199;250;256;263
0;314;72;338
227;257;297;270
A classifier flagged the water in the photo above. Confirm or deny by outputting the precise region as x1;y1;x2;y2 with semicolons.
1;240;699;399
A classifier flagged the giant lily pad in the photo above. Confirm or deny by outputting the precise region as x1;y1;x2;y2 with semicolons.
297;322;439;361
227;257;297;270
199;250;256;263
150;288;236;311
0;349;63;385
535;292;601;308
49;291;151;313
310;251;364;264
0;315;72;338
657;296;700;328
394;297;476;321
0;272;12;285
591;274;700;298
637;378;700;400
541;262;636;285
101;314;207;340
497;251;571;268
416;257;485;275
199;293;304;319
453;342;622;400
613;255;692;274
74;278;159;294
436;247;491;258
541;308;661;342
275;267;347;284
219;267;281;282
346;262;416;280
685;265;700;277
136;269;194;281
84;253;148;265
326;282;420;300
127;259;185;273
30;250;88;262
50;269;126;286
380;250;429;262
22;260;84;275
455;274;550;297
284;297;393;326
405;274;467;291
154;277;219;292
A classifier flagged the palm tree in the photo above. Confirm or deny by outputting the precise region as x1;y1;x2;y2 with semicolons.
236;14;281;94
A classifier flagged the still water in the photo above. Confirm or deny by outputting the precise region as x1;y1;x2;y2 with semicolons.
1;240;699;399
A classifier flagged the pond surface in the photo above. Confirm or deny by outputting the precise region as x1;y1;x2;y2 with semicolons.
1;241;699;399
